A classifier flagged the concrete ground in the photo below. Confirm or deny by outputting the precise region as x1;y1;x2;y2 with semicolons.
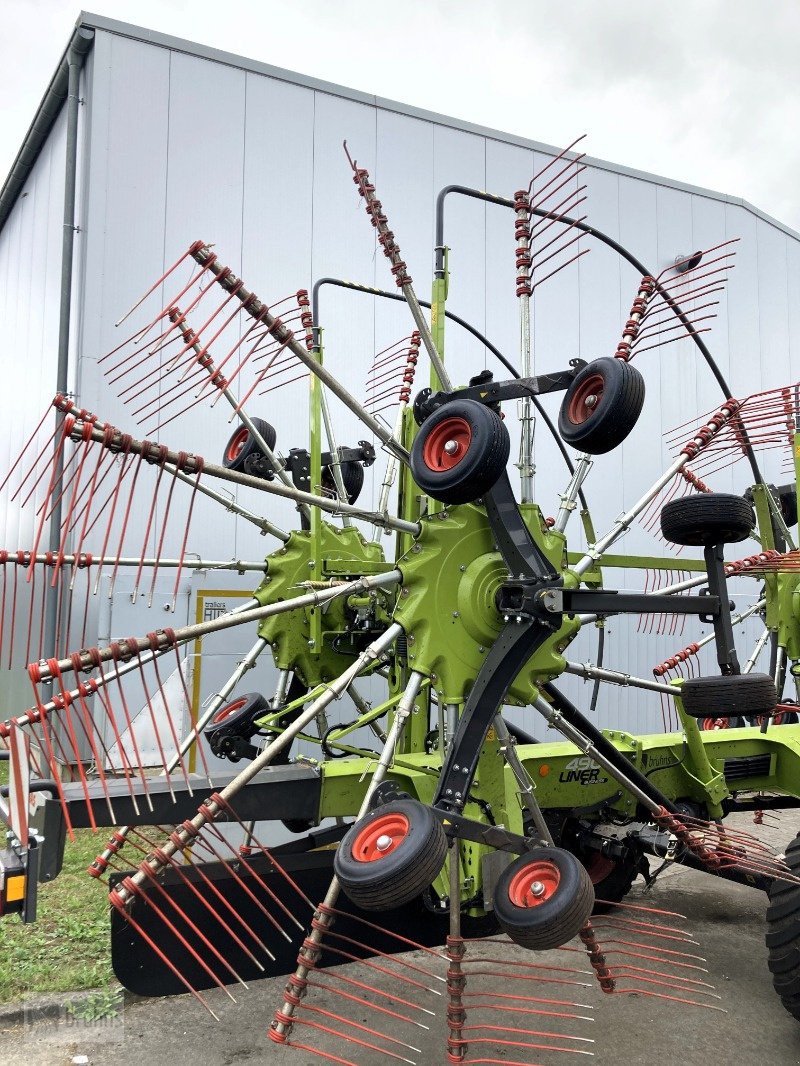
2;814;800;1066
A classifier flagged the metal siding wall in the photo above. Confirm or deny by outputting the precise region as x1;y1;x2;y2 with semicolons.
0;102;67;715
6;27;799;741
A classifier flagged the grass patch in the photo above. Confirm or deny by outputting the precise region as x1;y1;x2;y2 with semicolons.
0;813;114;1002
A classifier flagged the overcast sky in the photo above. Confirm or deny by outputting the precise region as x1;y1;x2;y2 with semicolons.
1;1;798;230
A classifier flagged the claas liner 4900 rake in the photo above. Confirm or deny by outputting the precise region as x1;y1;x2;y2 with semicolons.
4;135;800;1062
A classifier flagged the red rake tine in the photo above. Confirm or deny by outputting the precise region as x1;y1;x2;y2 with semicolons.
529;213;589;269
187;831;300;942
0;402;57;495
603;963;715;990
454;993;594;1020
49;431;99;585
586;935;706;965
528;190;588;244
68;667;120;823
279;1016;418;1065
202;797;316;905
530;155;587;213
122;828;256;986
8;423;61;507
457;1024;593;1048
450;1032;594;1058
460;956;591;980
85;447;137;579
113;332;190;396
129;449;168;602
319;927;446;986
531;249;590;292
171;460;204;614
297;967;436;1019
303;975;433;1030
29;660;96;831
133;646;177;802
300;1004;424;1056
161;839;278;965
66;444;118;541
314;941;442;997
109;651;154;811
146;462;182;607
112;241;209;327
109;883;227;1016
35;435;89;521
457;967;590;991
150;642;194;790
526;135;587;197
320;904;445;962
87;682;141;816
172;291;249;389
26;418;74;566
104;258;220;371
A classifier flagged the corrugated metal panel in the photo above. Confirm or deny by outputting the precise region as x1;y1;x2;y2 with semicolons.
0;101;68;713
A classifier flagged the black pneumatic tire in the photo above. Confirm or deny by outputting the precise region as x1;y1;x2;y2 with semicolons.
204;692;269;734
777;484;799;528
321;459;365;505
680;674;777;719
333;799;448;911
557;357;645;454
743;483;798;530
767;833;800;1021
203;692;270;763
493;847;595;951
410;398;510;505
222;417;277;476
661;493;755;546
581;852;640;913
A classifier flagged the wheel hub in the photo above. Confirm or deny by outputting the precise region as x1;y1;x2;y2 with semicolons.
421;417;472;471
567;373;605;426
508;859;561;908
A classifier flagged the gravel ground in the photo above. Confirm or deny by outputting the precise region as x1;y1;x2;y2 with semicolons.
1;812;799;1066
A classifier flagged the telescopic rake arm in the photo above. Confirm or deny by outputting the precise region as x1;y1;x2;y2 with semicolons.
67;415;419;536
187;244;409;463
343;143;451;393
573;399;742;576
271;670;427;1043
113;622;404;906
32;570;401;680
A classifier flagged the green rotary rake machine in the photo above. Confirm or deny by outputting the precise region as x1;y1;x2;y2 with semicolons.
3;137;800;1061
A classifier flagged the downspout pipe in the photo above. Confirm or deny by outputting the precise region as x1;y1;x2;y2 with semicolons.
0;27;94;232
42;27;95;664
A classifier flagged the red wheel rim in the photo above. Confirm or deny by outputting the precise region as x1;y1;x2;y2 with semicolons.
227;428;250;461
422;417;472;471
567;374;605;425
508;859;561;907
212;698;247;724
352;813;410;862
702;717;731;730
584;853;615;885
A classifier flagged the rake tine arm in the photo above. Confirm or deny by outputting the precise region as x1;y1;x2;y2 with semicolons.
188;242;409;461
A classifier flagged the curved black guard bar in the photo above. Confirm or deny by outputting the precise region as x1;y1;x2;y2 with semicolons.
435;183;763;486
